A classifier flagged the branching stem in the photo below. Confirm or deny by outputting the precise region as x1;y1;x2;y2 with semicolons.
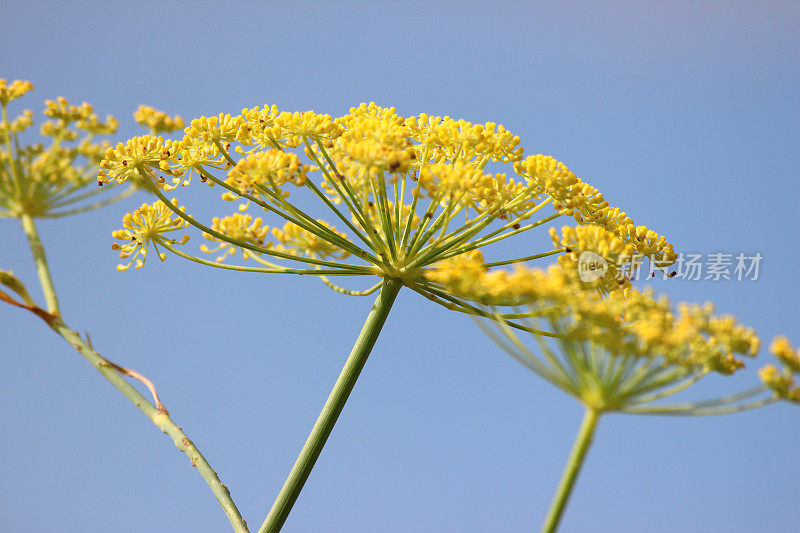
12;212;249;532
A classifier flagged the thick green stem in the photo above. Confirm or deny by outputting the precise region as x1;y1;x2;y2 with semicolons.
259;277;403;533
541;407;600;533
19;213;60;316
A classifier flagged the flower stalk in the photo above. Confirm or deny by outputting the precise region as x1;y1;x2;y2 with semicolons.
541;407;600;533
19;212;60;315
11;213;250;533
260;277;402;533
97;101;683;529
445;261;798;531
0;81;248;530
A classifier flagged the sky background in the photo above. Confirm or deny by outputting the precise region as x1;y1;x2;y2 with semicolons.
1;2;798;532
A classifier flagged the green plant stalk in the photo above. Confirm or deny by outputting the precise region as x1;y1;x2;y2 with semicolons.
18;214;249;533
51;321;250;532
541;407;600;533
259;277;403;533
19;212;60;316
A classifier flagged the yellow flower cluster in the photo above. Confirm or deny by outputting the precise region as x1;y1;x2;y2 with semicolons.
426;256;760;378
1;109;33;136
43;97;94;123
223;151;309;200
0;79;34;105
615;224;677;266
102;100;677;325
76;113;119;136
759;336;800;402
237;108;344;150
272;220;350;260
273;111;343;148
514;154;580;203
98;136;178;186
425;250;577;305
237;105;281;148
549;225;637;291
405;113;524;163
111;199;190;270
665;303;760;374
184;113;244;145
0;82;132;218
415;162;534;218
417;161;482;197
514;155;675;266
326;105;413;186
201;213;270;262
134;105;185;134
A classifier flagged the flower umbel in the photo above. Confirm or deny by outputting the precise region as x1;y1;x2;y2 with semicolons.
453;262;792;533
440;261;772;411
101;102;682;532
0;81;132;218
102;102;676;335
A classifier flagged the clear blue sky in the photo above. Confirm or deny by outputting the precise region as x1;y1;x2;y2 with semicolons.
1;2;798;532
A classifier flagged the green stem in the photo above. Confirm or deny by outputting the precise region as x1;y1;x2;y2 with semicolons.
19;213;60;316
259;277;403;533
16;212;248;532
541;407;600;533
49;320;249;533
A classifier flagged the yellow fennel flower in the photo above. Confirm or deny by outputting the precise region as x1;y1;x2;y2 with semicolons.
0;79;34;105
0;82;151;218
134;105;185;135
98;135;179;186
201;213;270;262
549;225;637;291
101;101;677;337
769;335;800;372
111;199;190;270
758;336;800;403
443;261;768;412
272;110;343;148
272;220;350;260
184;113;245;145
224;151;309;199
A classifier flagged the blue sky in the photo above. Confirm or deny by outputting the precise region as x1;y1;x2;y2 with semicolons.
1;2;798;532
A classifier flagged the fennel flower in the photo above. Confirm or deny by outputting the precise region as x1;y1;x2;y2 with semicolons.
99;101;677;532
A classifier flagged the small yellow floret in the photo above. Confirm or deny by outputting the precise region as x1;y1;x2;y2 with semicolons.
111;199;190;270
272;220;350;260
770;335;800;373
98;135;179;185
201;213;270;262
134;105;185;134
0;79;34;104
224;151;308;200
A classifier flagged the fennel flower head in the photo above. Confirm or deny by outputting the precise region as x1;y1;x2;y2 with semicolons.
428;256;796;414
100;102;676;330
0;79;184;219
